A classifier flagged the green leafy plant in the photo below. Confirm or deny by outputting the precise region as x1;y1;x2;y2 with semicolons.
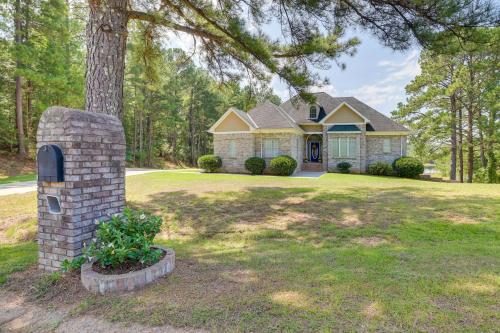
61;256;86;273
269;155;297;176
245;157;266;175
336;162;352;173
35;272;61;298
197;155;222;173
367;162;393;176
85;209;163;269
393;157;424;178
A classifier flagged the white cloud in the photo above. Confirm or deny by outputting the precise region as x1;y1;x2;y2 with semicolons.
378;50;421;84
344;84;401;109
310;84;337;96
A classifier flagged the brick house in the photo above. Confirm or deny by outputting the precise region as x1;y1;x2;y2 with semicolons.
208;92;409;174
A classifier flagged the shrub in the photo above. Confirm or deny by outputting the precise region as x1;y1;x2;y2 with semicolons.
245;157;266;175
61;256;86;273
336;162;352;173
85;208;163;269
269;155;297;176
393;157;424;178
197;154;222;173
367;162;392;176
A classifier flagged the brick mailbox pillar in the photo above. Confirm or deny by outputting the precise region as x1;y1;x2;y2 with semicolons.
36;107;126;271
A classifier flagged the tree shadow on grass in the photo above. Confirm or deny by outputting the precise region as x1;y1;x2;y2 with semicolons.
10;185;497;332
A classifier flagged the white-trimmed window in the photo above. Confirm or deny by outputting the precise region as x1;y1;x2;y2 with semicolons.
383;138;391;153
263;138;280;158
228;140;236;158
329;137;358;158
309;106;317;119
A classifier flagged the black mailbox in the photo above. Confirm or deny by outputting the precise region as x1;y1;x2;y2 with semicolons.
37;144;64;182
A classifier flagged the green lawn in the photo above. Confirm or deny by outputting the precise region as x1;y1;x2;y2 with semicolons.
0;172;36;184
1;172;499;332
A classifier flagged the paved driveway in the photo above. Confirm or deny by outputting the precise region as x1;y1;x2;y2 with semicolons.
0;168;162;197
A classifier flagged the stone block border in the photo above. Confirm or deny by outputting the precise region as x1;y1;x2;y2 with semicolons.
81;246;175;294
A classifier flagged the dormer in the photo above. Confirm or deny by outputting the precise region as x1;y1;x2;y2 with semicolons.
309;105;318;120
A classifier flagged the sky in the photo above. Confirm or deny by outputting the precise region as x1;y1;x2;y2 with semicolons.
271;31;422;116
166;25;422;117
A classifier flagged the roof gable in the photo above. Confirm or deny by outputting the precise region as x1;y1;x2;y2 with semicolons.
208;107;254;133
321;102;368;124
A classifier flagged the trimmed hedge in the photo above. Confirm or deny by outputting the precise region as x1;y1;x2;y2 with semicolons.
367;162;392;176
269;155;297;176
336;162;352;174
197;154;222;173
393;157;424;178
245;157;266;175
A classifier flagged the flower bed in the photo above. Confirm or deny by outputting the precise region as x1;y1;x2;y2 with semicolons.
81;246;175;294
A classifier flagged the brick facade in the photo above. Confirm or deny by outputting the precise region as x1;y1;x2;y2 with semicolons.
213;133;255;173
212;130;407;175
366;135;407;167
37;107;125;271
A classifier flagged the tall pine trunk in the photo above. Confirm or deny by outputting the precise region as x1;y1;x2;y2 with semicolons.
188;88;195;165
85;0;128;117
477;108;487;168
458;107;464;183
14;0;26;156
449;93;457;181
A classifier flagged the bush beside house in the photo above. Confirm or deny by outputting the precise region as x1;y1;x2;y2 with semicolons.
198;155;222;173
393;157;424;178
245;157;266;175
367;162;392;176
270;155;297;176
336;162;352;174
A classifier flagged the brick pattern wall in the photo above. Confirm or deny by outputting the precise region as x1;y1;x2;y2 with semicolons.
214;133;255;173
37;107;125;271
254;133;300;174
366;136;406;167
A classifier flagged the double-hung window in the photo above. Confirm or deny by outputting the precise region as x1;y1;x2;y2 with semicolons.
228;140;236;158
263;139;280;158
329;137;357;158
383;138;391;153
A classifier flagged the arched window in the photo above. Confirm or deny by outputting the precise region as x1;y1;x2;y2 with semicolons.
309;106;317;119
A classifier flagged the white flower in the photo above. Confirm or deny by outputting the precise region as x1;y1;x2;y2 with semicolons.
140;214;146;220
108;243;114;248
92;238;97;243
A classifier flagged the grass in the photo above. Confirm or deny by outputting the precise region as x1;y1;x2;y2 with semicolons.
0;172;36;184
1;172;499;331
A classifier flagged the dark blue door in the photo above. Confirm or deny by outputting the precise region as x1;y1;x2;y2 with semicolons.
309;141;321;162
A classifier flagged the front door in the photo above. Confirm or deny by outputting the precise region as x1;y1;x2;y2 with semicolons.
309;141;321;162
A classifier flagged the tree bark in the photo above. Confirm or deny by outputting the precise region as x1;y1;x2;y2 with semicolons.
188;88;195;165
14;0;26;156
458;106;464;183
85;0;128;118
449;92;457;181
477;108;487;168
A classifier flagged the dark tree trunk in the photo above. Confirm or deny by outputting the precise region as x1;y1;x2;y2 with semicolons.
85;0;128;118
14;0;26;156
147;115;153;166
477;108;487;168
188;88;195;165
466;105;474;183
458;107;464;183
486;107;497;183
449;93;457;181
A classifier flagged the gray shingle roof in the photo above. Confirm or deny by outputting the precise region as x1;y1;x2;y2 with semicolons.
280;92;408;132
247;100;301;130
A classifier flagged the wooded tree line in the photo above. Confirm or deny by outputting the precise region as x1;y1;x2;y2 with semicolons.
394;28;499;183
0;0;279;166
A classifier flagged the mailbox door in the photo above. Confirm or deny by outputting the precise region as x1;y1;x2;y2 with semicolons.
37;144;64;182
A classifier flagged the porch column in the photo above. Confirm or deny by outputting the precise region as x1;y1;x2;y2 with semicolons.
322;125;328;171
